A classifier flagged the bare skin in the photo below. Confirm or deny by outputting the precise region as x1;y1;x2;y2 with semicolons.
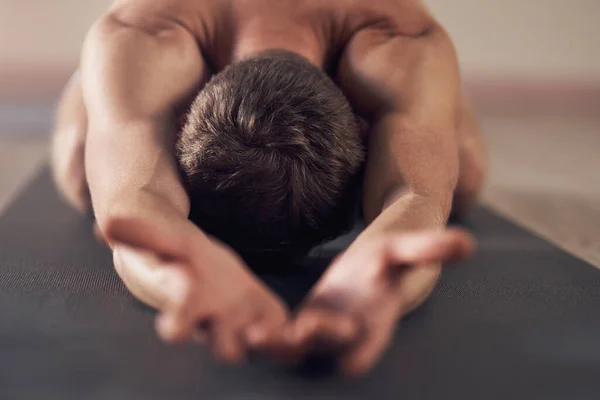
51;0;486;375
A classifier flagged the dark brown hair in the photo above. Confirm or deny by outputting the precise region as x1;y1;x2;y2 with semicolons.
177;51;364;260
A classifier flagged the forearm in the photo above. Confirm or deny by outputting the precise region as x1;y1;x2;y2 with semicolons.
85;119;190;231
360;190;451;241
359;111;458;241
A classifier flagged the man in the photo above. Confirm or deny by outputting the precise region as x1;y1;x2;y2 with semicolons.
51;0;485;376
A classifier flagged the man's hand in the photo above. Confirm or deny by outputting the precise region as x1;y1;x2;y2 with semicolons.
265;228;474;376
105;216;289;363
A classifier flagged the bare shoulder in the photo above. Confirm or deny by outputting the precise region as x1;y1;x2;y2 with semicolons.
334;0;453;114
330;0;440;87
104;0;208;38
333;0;435;38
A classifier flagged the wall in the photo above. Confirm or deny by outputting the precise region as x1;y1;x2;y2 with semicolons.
426;0;600;82
0;0;109;71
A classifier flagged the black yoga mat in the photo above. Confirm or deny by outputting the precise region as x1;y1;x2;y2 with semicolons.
1;168;599;400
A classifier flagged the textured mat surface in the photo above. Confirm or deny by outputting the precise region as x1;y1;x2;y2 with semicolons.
1;168;599;400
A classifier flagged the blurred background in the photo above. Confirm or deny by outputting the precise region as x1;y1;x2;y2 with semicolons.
1;0;599;266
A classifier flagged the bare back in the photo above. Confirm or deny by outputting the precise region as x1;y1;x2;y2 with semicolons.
109;0;434;90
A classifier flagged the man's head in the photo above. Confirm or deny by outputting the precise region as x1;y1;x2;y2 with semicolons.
177;51;364;260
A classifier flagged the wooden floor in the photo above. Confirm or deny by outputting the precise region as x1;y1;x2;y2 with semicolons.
1;105;599;269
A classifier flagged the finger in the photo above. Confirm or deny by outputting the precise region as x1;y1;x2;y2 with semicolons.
384;228;475;267
255;323;307;365
104;217;191;261
209;321;246;364
114;246;190;311
156;312;195;344
272;308;361;363
245;313;316;365
243;319;280;350
242;321;284;363
293;310;360;353
243;307;289;358
339;328;395;377
115;245;212;344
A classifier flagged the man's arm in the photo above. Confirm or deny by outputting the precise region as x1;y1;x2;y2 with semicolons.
80;11;289;358
271;21;474;376
80;7;212;316
81;10;208;232
339;22;461;238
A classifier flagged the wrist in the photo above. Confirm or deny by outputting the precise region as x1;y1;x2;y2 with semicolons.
95;188;190;236
359;191;450;244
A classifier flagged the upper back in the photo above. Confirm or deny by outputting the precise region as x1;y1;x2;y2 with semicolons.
109;0;434;73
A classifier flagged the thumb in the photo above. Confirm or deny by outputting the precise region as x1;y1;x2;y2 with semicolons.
103;216;191;261
383;228;475;267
